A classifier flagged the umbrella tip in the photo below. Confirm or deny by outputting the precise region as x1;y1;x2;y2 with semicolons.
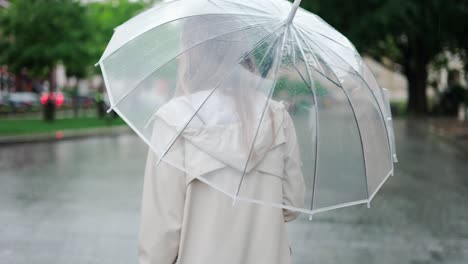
308;215;313;221
155;156;164;167
106;107;114;114
367;202;371;209
231;197;238;207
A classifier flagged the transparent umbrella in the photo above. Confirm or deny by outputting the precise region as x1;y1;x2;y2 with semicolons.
98;0;397;216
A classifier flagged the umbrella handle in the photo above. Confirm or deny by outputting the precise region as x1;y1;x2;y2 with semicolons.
285;0;302;24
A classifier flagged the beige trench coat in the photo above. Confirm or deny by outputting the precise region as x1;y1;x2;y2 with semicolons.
138;93;305;264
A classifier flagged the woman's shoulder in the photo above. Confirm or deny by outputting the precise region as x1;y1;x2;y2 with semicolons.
155;94;290;128
153;96;195;127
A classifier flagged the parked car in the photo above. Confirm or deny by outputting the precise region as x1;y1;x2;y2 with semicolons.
7;92;40;112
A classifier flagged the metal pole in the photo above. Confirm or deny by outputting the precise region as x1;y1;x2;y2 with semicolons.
285;0;302;24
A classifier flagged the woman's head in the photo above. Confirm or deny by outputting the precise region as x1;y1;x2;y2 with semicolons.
175;15;276;151
176;15;259;96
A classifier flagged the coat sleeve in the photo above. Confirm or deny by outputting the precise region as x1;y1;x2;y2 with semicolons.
138;118;186;264
282;111;305;222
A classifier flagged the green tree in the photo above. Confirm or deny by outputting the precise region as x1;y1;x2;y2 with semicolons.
303;0;468;115
0;0;91;79
0;0;92;120
0;0;152;120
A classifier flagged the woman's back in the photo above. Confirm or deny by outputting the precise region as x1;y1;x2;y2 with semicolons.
138;91;304;264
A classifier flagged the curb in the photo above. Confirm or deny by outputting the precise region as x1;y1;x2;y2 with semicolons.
0;126;133;146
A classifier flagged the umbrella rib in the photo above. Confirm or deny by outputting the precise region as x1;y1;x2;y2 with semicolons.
99;13;277;63
107;20;280;113
294;25;368;79
234;25;289;200
155;23;288;165
296;25;393;175
100;63;115;107
293;51;344;89
295;21;360;55
293;26;371;202
297;25;388;110
289;29;326;77
296;55;346;89
289;31;364;79
339;89;370;201
290;27;320;212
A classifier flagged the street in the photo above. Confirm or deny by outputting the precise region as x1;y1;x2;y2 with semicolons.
1;119;467;264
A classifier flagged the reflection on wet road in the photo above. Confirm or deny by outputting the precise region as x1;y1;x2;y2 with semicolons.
1;119;467;264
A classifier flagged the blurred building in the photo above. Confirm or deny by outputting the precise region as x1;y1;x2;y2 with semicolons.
0;0;9;8
429;52;466;91
364;57;408;101
56;64;68;89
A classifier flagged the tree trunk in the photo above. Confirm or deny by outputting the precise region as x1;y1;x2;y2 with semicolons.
403;43;430;116
406;61;428;115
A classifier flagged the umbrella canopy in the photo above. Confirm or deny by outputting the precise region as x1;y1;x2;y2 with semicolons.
98;0;397;216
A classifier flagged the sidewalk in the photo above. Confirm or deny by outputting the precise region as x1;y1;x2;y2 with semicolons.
0;125;132;146
427;117;468;152
2;119;468;264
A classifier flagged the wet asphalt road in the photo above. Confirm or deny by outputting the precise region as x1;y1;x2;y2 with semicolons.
0;119;467;264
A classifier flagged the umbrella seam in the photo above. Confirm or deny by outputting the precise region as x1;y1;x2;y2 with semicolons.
290;26;321;212
99;13;278;63
296;25;394;185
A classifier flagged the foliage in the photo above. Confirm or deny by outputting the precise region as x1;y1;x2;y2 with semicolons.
275;78;329;98
0;0;151;79
303;0;468;65
390;100;408;117
275;78;309;96
302;0;468;115
434;84;468;116
0;0;91;78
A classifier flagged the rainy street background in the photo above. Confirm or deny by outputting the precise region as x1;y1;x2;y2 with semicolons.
1;119;468;264
1;1;468;264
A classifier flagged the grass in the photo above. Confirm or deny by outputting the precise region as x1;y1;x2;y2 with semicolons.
0;117;126;136
390;100;408;117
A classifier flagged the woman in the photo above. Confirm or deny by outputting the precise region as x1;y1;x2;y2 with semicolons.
138;17;305;264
